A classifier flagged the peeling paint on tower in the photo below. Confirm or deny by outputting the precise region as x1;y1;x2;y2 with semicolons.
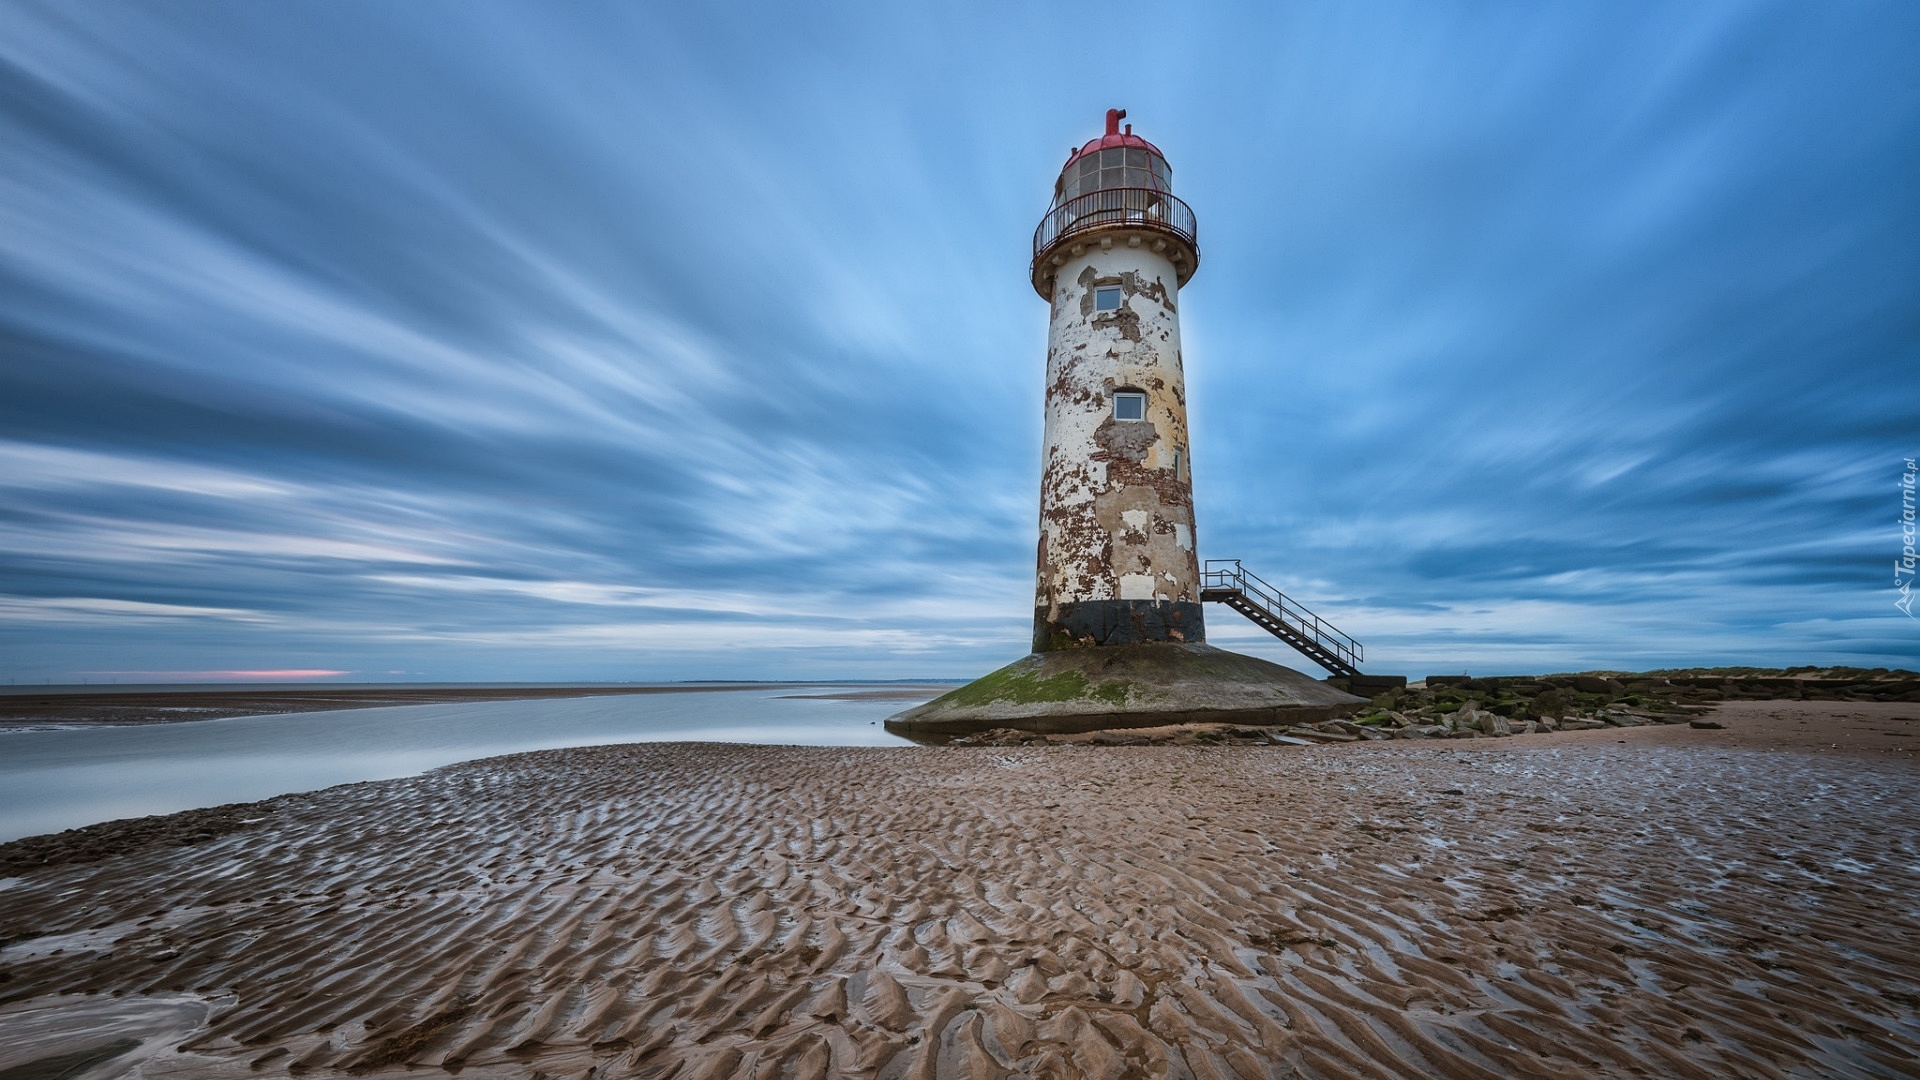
1029;109;1204;651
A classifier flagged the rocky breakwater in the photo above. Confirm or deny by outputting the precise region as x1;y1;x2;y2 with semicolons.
1356;676;1699;741
1361;666;1918;736
949;667;1919;747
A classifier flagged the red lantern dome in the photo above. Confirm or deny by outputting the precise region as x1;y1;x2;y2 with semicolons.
1052;108;1174;205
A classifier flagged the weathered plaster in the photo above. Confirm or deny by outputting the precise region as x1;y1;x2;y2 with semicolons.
1036;244;1201;635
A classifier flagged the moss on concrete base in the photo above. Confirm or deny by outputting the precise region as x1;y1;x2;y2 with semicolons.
885;643;1366;741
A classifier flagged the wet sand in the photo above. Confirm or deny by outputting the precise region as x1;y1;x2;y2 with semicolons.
1;700;1916;1078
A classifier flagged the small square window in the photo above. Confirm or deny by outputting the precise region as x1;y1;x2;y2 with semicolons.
1094;286;1122;311
1113;392;1146;421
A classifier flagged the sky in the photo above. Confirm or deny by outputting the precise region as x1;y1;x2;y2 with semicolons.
1;1;1916;683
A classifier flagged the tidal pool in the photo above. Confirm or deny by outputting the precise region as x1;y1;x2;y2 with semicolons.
0;688;917;842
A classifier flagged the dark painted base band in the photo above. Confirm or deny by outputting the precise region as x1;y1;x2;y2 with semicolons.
1033;600;1206;652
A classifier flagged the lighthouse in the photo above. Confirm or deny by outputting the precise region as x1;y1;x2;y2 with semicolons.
1031;108;1203;652
888;111;1369;740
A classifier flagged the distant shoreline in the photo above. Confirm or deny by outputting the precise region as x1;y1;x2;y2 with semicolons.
0;682;959;729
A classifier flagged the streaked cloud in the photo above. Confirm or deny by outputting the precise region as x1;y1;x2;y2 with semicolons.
1;1;1914;681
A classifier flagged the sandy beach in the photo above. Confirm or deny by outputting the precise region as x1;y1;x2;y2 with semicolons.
1;699;1915;1078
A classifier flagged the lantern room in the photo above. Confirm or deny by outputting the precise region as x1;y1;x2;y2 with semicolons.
1053;109;1174;203
1030;108;1199;299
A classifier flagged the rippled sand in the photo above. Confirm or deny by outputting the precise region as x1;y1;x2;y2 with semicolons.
1;702;1916;1078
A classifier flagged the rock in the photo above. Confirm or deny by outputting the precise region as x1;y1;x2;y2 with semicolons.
1320;719;1366;736
1396;725;1449;739
1559;719;1606;731
1572;676;1627;695
1535;717;1559;732
1268;734;1315;746
953;728;1035;746
1689;720;1725;730
1521;720;1540;734
1529;690;1568;719
1287;726;1358;743
1454;704;1510;735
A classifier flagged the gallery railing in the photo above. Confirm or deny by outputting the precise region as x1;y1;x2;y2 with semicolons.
1032;187;1197;263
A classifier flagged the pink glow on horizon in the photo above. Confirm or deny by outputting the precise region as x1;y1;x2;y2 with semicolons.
76;669;353;680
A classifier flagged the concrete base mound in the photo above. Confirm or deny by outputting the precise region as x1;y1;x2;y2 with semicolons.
884;643;1368;742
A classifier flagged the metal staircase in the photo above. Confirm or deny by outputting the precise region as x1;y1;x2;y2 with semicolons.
1199;559;1364;678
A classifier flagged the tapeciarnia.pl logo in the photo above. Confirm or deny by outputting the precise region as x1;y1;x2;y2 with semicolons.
1899;457;1916;618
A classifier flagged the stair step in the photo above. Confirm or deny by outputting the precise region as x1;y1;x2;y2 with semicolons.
1199;560;1364;679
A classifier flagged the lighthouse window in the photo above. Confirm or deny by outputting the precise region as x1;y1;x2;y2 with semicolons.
1062;148;1172;199
1094;286;1122;311
1113;392;1146;421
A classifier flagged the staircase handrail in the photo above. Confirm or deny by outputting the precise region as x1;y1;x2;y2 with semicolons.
1200;559;1363;667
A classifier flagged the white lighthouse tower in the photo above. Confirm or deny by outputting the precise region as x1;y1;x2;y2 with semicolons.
1031;108;1204;652
888;110;1369;740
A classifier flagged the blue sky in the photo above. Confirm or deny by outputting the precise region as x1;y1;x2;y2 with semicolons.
2;1;1916;682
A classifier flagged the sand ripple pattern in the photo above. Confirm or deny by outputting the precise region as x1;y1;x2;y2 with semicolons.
1;742;1916;1078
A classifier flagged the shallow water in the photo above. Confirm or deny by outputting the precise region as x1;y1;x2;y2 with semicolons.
0;689;913;842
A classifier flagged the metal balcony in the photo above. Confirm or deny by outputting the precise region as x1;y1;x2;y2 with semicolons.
1030;188;1198;297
